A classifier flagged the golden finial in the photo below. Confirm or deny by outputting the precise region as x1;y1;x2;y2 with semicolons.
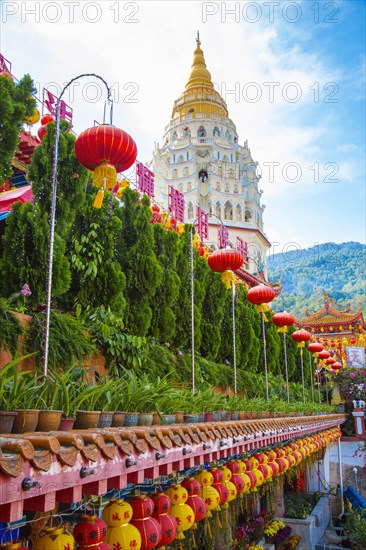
186;33;213;90
196;30;200;45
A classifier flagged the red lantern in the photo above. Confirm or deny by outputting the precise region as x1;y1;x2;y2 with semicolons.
130;495;162;550
326;357;336;366
350;337;357;345
207;248;244;272
247;284;275;305
75;124;137;208
272;311;295;327
151;493;178;548
181;477;200;496
318;350;331;360
226;460;241;474
38;124;48;140
292;329;312;343
308;342;323;353
332;362;342;371
41;113;55;125
73;514;107;546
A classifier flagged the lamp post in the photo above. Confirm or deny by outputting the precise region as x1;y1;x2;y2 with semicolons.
42;74;112;377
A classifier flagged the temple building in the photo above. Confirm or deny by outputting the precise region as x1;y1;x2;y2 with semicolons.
151;35;270;278
296;292;366;366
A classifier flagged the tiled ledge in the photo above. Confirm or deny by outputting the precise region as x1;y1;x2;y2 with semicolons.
0;414;345;522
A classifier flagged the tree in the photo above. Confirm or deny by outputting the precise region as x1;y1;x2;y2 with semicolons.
64;190;126;317
0;74;36;183
172;227;192;351
0;201;70;305
28;120;89;239
200;270;229;360
149;223;181;342
118;189;162;336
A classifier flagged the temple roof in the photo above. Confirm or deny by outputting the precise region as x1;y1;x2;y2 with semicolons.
296;292;366;330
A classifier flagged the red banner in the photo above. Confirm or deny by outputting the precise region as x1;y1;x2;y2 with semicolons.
42;88;73;125
0;53;11;75
168;186;185;223
236;237;248;265
196;207;208;240
218;223;229;248
136;161;154;198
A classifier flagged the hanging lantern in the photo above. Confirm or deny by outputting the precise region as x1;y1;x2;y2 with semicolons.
195;471;220;517
25;107;41;125
41;113;55;125
272;311;295;331
164;485;194;541
308;342;324;353
221;466;237;503
103;499;142;550
207;248;244;272
181;478;207;528
0;544;28;550
38;125;48;141
75;125;137;208
73;515;107;546
326;357;336;366
318;350;331;360
195;469;214;488
210;468;229;509
130;495;162;550
292;329;312;344
151;493;178;549
332;362;342;371
34;527;75;550
350;337;357;345
246;284;276;306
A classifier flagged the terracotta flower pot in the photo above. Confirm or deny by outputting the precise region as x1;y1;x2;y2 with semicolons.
98;412;113;428
74;410;100;429
112;411;126;427
58;417;75;431
36;410;62;432
153;412;162;425
0;411;17;433
124;413;139;427
138;413;153;426
12;409;39;433
175;411;184;423
204;412;213;422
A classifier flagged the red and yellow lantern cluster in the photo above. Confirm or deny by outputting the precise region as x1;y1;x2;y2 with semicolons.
208;248;244;289
37;113;55;141
73;515;111;550
130;495;162;549
164;484;195;541
103;498;142;549
151;493;178;549
149;204;187;240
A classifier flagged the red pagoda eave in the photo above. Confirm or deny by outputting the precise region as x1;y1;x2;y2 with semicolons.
14;131;41;165
0;415;344;521
235;267;282;295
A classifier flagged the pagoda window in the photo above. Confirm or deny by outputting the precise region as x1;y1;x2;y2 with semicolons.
188;202;194;219
186;151;189;160
183;167;189;176
178;155;184;163
172;169;178;179
197;125;206;138
215;202;221;219
188;182;192;191
235;205;242;221
225;183;229;192
222;155;229;163
199;169;208;182
218;166;222;176
224;201;233;220
245;209;252;222
183;127;191;137
225;130;232;141
173;154;176;163
234;184;238;193
217;151;220;160
228;170;234;179
216;182;221;191
213;126;220;137
172;131;178;141
230;154;233;162
207;201;212;214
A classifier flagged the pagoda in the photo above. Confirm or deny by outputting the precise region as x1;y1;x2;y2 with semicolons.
152;34;270;278
296;292;366;364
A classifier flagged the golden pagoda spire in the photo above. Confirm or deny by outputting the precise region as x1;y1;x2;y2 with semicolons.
186;33;214;90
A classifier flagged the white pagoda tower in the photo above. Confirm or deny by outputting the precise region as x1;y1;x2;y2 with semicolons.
151;35;270;277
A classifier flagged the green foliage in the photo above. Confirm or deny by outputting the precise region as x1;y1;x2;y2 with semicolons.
149;224;181;342
0;355;37;411
28;119;89;238
199;270;229;360
118;189;162;336
66;195;126;316
0;74;36;183
284;492;321;519
82;305;147;375
0;201;70;305
346;508;366;550
0;297;23;355
268;242;366;317
26;310;95;369
172;228;192;350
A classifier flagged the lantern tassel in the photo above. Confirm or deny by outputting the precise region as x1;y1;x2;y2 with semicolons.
191;530;196;548
206;518;212;539
216;510;222;528
93;188;104;208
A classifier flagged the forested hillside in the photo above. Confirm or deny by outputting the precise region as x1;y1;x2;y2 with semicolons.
268;242;366;317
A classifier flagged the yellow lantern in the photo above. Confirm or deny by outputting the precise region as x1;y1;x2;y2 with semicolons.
195;469;214;487
165;484;188;505
103;498;142;550
34;527;75;550
25;107;40;125
116;179;130;199
221;466;237;502
177;222;184;235
199;485;220;517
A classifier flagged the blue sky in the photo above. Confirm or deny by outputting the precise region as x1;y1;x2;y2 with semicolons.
1;0;365;254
